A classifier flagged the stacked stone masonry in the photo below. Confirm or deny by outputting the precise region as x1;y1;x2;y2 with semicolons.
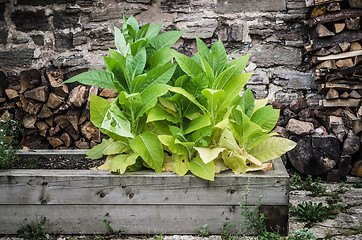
0;0;313;105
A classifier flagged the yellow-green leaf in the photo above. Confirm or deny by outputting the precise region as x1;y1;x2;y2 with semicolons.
248;137;297;163
194;147;225;164
174;155;189;176
222;151;248;174
189;156;215;181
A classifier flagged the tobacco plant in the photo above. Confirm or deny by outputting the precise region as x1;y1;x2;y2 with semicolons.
64;16;296;180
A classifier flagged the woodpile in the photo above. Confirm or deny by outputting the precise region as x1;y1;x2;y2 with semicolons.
304;0;362;179
0;68;115;149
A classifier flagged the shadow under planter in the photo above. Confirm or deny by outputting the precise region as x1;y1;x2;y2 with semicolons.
0;150;289;235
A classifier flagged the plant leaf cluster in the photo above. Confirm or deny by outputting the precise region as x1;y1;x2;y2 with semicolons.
64;16;296;180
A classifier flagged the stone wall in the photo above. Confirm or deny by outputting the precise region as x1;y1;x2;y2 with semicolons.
0;0;319;105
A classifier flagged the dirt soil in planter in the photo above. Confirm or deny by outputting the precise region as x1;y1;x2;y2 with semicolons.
14;156;105;170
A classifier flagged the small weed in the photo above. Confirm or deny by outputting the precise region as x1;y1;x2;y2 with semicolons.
290;201;335;226
0;113;22;169
17;216;51;240
288;228;316;240
219;222;238;240
352;182;362;188
103;219;126;237
340;223;362;236
290;174;326;197
153;234;164;240
197;224;209;237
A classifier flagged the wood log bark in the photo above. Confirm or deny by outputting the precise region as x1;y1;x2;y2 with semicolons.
327;2;341;11
309;9;362;26
5;89;19;100
316;49;362;61
46;93;64;109
38;105;53;119
320;98;360;107
338;42;351;52
350;42;362;51
54;115;70;129
351;160;362;177
24;86;49;102
312;31;362;49
66;109;81;131
47;137;63;148
19;69;41;94
340;91;350;98
342;110;362;134
316;24;335;37
348;0;362;8
336;58;354;68
345;17;360;30
60;132;72;148
333;23;345;33
326;88;339;99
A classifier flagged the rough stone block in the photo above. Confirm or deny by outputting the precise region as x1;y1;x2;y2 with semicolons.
250;45;302;67
55;32;73;49
73;32;88;46
274;69;316;90
16;0;76;5
248;69;270;85
177;18;217;39
53;11;80;29
246;84;268;99
31;35;44;46
161;0;191;13
89;28;113;50
275;92;298;104
0;49;34;68
11;10;50;32
231;24;244;41
216;0;287;13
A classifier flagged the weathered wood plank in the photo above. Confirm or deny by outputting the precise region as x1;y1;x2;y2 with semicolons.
0;204;244;234
0;159;288;206
309;9;362;26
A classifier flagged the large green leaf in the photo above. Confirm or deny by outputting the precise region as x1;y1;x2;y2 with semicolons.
169;87;208;114
136;84;169;118
189;155;215;181
173;52;203;79
227;55;249;73
218;72;252;112
90;94;111;128
63;70;115;89
184;115;211;135
126;16;140;31
127;47;146;79
196;37;210;60
219;128;240;151
174;154;189;176
158;135;188;155
136;23;150;39
148;48;177;69
199;55;214;87
109;153;139;174
248;137;297;163
137;63;176;94
144;24;162;40
147;104;179;124
148;31;184;52
201;88;225;114
129;131;164;173
101;105;134;139
245;132;278;151
238;121;264;147
213;65;242;90
103;56;127;92
250;105;280;132
86;138;114;160
222;151;248;174
208;50;219;76
114;26;129;56
239;88;255;117
102;140;130;155
195;147;224;164
131;38;148;56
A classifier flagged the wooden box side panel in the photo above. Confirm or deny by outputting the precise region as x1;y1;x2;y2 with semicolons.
0;159;289;206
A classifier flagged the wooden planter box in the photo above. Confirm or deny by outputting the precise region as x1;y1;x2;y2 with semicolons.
0;150;289;235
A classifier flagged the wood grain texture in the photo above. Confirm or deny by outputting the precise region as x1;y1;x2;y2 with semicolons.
0;152;289;235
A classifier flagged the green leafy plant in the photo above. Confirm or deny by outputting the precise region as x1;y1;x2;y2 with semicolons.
197;224;210;237
288;228;316;240
290;174;327;197
0;111;22;169
64;15;296;180
290;201;335;225
17;217;52;240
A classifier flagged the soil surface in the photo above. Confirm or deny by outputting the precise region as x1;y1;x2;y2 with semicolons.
14;156;105;170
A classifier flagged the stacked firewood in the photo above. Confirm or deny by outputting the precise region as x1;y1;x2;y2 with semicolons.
0;69;116;149
304;0;362;178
